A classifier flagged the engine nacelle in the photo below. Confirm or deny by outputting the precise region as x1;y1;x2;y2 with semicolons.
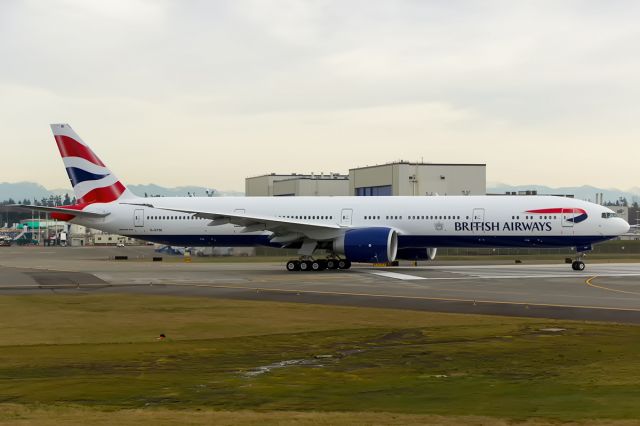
396;247;438;261
333;227;398;263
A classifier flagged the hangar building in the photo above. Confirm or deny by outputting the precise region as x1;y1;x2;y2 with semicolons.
246;162;486;197
245;173;349;196
349;161;486;196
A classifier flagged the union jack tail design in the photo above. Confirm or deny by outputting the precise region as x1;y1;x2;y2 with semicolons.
51;124;134;204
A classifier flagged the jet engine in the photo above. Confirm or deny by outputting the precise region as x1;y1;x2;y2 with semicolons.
333;228;398;263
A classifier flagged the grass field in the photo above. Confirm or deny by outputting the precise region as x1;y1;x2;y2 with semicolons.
0;294;639;424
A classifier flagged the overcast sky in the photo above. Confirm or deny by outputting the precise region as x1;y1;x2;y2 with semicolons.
1;0;639;191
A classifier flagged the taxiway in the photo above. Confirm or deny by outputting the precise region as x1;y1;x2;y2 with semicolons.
1;246;639;323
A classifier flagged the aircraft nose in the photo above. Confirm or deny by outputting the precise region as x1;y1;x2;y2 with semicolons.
619;218;631;235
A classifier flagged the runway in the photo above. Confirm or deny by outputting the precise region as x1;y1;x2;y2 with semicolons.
1;246;639;323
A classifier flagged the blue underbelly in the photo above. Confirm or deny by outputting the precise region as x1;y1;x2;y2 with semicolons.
128;233;615;248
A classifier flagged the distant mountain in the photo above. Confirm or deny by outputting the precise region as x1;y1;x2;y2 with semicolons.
1;181;637;204
488;184;640;204
128;184;243;198
0;182;61;202
0;182;243;202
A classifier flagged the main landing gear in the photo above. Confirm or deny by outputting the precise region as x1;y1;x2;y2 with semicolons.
286;258;352;272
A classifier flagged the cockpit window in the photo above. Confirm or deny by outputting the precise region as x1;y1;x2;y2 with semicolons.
601;212;618;219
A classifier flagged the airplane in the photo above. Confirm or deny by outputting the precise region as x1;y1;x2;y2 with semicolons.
15;124;631;272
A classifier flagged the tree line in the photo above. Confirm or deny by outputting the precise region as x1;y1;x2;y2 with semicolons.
0;194;76;226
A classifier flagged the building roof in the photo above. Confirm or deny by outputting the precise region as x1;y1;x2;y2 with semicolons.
350;161;486;171
247;172;348;180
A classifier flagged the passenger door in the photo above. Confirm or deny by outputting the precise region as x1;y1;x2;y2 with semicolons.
561;208;574;235
134;209;144;227
340;209;353;226
472;208;485;233
471;208;486;240
561;208;575;228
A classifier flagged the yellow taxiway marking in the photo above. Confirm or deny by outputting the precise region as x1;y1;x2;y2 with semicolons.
169;282;640;313
585;276;640;297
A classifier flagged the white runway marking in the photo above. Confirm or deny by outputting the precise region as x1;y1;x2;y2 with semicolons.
388;263;640;280
368;271;426;280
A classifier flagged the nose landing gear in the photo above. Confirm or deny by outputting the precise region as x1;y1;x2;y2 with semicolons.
570;245;590;271
571;260;586;271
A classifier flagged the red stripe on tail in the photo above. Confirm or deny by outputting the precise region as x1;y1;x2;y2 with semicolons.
78;181;126;204
54;135;105;167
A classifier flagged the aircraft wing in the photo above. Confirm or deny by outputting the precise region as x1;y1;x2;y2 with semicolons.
9;204;110;218
122;202;343;242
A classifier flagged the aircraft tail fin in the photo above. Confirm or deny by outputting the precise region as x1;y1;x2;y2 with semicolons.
50;124;135;204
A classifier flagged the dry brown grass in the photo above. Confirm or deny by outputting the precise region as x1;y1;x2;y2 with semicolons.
1;405;639;426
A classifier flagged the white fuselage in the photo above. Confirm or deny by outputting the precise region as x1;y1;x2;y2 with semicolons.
72;195;629;250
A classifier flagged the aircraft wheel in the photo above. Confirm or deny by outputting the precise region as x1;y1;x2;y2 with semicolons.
311;260;326;271
572;261;585;271
326;259;339;270
338;259;352;270
286;260;300;271
300;260;313;272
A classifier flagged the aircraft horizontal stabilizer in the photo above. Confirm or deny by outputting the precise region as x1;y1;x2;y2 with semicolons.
9;205;110;218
